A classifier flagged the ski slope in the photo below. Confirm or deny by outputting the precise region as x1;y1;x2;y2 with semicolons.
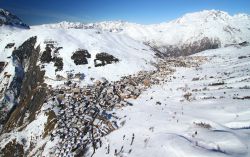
94;46;250;157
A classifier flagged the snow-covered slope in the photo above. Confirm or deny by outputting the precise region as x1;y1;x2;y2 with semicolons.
0;19;156;157
94;46;250;157
0;9;250;157
0;26;155;85
40;10;250;56
0;9;29;29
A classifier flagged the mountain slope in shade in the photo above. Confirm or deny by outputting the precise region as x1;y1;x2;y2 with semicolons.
0;9;29;29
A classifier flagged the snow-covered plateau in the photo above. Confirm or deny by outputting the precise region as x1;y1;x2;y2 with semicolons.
0;8;250;157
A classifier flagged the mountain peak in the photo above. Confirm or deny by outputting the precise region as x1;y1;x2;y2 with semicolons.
0;8;29;29
174;10;232;24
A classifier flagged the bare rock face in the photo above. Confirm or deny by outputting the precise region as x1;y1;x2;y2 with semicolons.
40;45;53;63
12;36;37;66
0;139;24;157
0;36;48;157
151;37;221;57
53;57;63;71
0;62;5;73
1;36;47;132
71;49;91;65
94;52;119;67
40;42;64;71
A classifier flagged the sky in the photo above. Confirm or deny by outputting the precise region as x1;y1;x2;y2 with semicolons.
0;0;250;25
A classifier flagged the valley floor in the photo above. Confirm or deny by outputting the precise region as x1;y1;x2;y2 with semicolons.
94;46;250;157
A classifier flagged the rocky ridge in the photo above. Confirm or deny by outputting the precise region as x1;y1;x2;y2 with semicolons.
0;9;29;29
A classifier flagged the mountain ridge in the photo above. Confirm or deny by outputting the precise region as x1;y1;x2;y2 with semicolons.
0;9;29;29
38;10;250;28
37;9;250;56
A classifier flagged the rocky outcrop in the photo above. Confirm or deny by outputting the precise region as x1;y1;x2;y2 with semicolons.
53;57;63;71
40;45;53;63
5;43;15;49
2;36;47;132
12;37;37;66
0;139;24;157
71;49;91;65
0;37;48;156
40;42;64;71
94;52;119;67
0;62;5;73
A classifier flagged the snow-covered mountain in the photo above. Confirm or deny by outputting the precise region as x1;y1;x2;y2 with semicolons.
0;9;29;29
40;10;250;56
0;9;250;157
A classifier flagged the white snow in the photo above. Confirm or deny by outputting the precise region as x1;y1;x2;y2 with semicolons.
0;111;48;152
94;46;250;157
40;10;250;47
0;26;156;87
